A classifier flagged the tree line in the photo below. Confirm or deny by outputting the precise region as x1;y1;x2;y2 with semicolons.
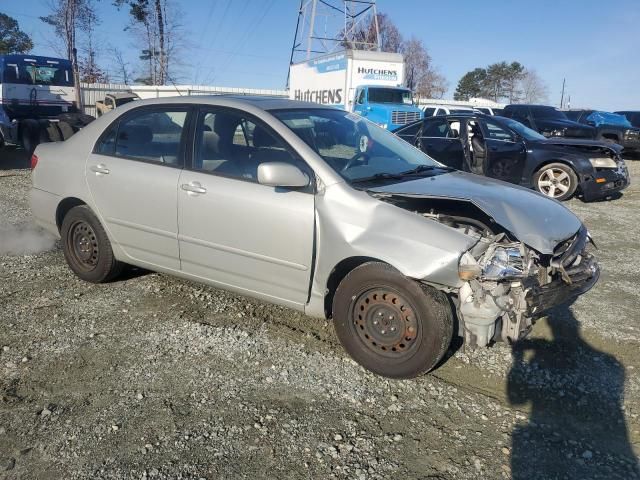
1;5;550;104
454;61;549;104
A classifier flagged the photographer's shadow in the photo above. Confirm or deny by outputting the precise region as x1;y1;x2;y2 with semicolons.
507;303;639;479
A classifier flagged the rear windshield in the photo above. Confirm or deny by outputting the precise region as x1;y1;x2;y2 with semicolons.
1;59;74;87
368;88;413;105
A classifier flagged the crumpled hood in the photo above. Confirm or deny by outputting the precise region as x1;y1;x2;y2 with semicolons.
368;171;582;254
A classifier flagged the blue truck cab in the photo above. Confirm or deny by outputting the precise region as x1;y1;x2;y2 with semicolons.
352;85;423;130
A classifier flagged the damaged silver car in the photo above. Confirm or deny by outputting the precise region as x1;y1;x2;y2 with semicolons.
30;96;599;379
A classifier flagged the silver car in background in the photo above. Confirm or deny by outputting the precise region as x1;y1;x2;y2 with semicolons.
30;96;599;378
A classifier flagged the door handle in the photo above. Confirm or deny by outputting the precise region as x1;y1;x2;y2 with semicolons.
90;164;110;175
181;181;207;195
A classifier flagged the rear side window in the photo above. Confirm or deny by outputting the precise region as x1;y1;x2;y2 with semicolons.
96;109;187;165
421;118;450;137
423;107;435;116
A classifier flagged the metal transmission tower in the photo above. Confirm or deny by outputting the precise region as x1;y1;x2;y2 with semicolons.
286;0;380;87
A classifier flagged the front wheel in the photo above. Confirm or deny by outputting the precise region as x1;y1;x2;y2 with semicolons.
533;163;578;201
332;262;453;379
61;205;124;283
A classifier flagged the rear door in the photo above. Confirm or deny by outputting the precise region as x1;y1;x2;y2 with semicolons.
86;106;189;270
416;117;464;169
177;107;315;306
480;118;527;184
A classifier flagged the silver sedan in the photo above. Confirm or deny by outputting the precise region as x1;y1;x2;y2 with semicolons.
30;96;599;378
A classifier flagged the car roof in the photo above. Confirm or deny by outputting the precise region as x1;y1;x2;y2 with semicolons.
110;95;329;111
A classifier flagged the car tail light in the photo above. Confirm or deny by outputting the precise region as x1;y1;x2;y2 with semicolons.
31;154;39;169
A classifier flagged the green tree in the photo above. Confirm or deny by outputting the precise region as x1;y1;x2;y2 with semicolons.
453;68;487;100
0;13;34;54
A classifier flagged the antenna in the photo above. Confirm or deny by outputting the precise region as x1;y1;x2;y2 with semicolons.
286;0;380;87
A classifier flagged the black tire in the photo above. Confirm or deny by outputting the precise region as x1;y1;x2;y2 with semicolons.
332;262;454;379
58;121;75;141
533;162;578;201
45;122;63;142
60;205;124;283
20;120;38;157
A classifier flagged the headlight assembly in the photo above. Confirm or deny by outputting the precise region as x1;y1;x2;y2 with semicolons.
481;246;527;280
589;157;617;169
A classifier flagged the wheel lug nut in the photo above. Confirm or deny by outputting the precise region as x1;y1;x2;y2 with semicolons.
390;327;396;332
408;326;414;333
389;315;394;320
377;312;383;316
381;330;386;334
373;320;378;325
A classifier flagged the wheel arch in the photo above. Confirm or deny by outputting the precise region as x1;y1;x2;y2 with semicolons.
56;197;88;232
324;255;391;319
532;158;579;179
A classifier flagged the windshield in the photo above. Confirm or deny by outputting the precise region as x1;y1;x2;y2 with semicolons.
368;88;413;105
530;106;568;120
500;117;547;141
586;111;632;127
271;108;442;183
1;59;74;87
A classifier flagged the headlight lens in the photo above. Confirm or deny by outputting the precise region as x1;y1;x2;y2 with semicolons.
589;157;617;169
481;246;526;280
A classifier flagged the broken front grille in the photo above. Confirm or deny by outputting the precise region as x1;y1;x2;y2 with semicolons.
391;111;421;125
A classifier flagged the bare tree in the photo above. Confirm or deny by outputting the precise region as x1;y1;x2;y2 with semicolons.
79;28;108;83
401;36;448;100
342;13;402;53
108;47;133;85
115;0;184;85
519;69;549;104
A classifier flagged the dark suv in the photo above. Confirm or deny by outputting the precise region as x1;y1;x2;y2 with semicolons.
564;109;640;153
502;104;595;139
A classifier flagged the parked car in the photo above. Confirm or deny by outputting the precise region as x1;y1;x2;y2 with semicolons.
96;92;140;117
393;113;629;201
474;106;504;116
502;104;595;139
423;105;478;117
614;111;640;128
563;109;640;153
31;96;600;379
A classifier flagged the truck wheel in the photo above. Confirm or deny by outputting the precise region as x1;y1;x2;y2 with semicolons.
58;121;75;141
332;262;453;379
61;205;124;283
46;123;63;142
20;120;39;157
534;163;578;201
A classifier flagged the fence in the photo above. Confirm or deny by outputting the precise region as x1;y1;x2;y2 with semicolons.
81;83;288;117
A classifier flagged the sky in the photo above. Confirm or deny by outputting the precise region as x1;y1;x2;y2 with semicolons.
2;0;640;111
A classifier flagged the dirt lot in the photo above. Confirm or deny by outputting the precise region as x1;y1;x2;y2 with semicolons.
1;149;639;479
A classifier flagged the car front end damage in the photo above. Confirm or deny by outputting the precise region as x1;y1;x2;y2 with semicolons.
455;225;599;347
368;188;600;349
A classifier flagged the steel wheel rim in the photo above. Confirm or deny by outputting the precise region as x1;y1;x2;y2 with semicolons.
538;168;571;198
351;288;420;359
68;220;99;271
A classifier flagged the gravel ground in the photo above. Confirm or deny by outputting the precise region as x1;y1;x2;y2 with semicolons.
1;149;639;479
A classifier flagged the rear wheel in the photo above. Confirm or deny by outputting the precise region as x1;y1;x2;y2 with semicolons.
61;205;123;283
332;262;453;378
534;163;578;201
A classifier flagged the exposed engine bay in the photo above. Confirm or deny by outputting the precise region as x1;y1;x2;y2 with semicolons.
376;195;600;348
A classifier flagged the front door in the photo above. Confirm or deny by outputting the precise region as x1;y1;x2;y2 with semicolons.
417;117;465;169
86;106;190;270
480;119;527;184
177;107;315;306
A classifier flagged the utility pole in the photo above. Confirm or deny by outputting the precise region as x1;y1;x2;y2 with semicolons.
560;78;566;108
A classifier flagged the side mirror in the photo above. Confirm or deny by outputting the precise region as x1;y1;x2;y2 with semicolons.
257;162;309;188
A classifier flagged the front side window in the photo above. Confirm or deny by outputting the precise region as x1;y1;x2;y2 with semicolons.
193;109;305;182
96;109;187;165
530;106;567;120
271;108;442;183
482;120;514;141
423;107;435;116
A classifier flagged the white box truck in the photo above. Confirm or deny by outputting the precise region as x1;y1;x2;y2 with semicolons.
288;50;423;130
